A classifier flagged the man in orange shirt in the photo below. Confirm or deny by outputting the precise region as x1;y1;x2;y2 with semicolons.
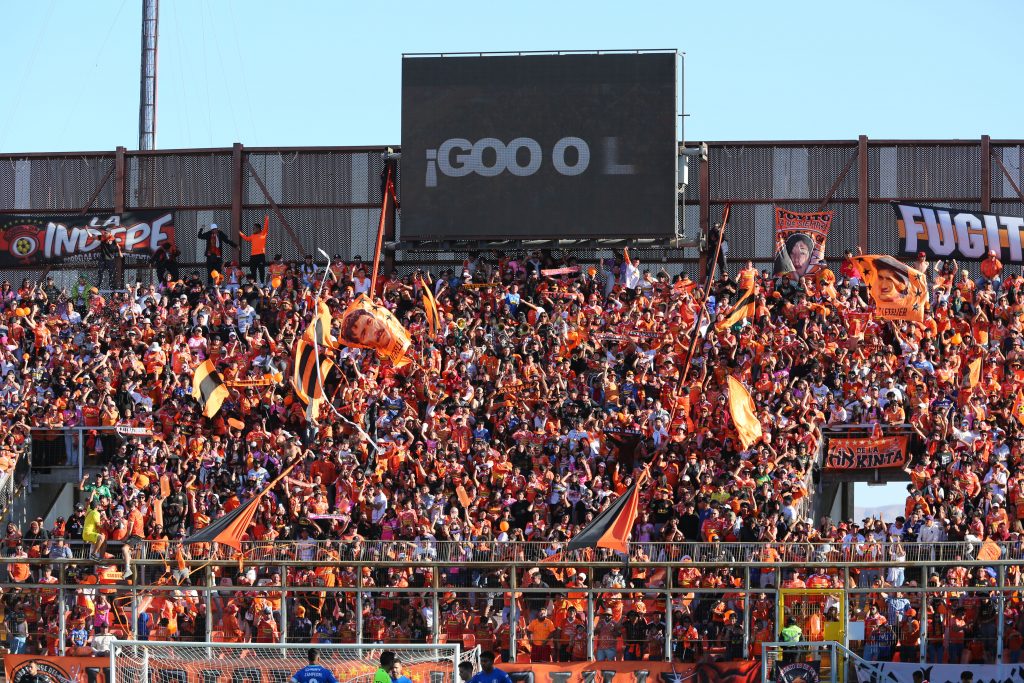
240;219;270;285
526;608;557;662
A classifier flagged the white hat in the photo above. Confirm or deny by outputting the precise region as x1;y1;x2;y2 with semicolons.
210;223;218;231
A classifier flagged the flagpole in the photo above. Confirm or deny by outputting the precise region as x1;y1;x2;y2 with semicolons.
370;165;394;298
670;203;730;432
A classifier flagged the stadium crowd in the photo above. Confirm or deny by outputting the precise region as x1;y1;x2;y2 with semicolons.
2;239;1024;666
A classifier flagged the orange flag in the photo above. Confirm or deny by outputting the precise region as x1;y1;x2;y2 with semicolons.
977;538;1002;562
727;375;763;449
1014;393;1024;424
966;357;983;388
851;255;929;322
419;276;441;337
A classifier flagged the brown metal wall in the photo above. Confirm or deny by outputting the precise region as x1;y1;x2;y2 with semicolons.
0;138;1022;287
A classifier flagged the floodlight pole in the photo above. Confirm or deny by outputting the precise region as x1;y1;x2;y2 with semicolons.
139;0;159;150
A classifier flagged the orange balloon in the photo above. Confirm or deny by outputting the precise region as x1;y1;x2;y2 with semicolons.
499;521;509;532
271;276;282;289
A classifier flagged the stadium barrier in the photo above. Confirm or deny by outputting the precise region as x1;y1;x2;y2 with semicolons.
2;542;1019;665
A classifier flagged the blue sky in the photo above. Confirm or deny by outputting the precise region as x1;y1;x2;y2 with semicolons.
1;0;1021;153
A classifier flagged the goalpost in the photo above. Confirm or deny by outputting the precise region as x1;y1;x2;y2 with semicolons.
109;642;479;683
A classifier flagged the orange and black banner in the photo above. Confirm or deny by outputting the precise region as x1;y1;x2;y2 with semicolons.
292;339;334;419
566;469;648;554
773;207;832;277
716;279;757;330
850;255;928;322
227;374;281;389
191;359;229;418
895;202;1024;262
825;435;909;470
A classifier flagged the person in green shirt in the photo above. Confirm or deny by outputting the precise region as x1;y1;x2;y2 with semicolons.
373;651;396;683
780;617;803;665
81;472;112;501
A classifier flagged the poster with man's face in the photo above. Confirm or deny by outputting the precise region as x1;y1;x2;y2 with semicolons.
337;294;412;367
850;255;928;322
773;208;833;278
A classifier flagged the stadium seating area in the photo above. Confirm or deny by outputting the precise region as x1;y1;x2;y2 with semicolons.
2;248;1024;666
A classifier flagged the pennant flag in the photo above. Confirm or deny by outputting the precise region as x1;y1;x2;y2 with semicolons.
726;375;763;449
716;278;757;330
851;255;928;322
566;470;648;554
184;457;300;551
420;277;441;337
303;300;338;350
337;294;412;367
192;359;229;418
292;339;335;420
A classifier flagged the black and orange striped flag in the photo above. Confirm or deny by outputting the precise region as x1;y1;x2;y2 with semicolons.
192;359;229;418
184;457;300;551
566;469;649;554
292;339;334;420
303;300;338;350
716;278;757;331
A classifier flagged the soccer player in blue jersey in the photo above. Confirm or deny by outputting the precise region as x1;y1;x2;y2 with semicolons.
291;649;340;683
468;652;511;683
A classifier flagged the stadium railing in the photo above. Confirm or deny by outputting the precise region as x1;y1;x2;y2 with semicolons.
5;538;1020;664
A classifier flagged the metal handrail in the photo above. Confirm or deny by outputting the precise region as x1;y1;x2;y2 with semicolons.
13;538;1022;568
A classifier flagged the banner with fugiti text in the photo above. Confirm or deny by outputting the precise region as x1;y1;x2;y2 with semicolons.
0;211;174;268
894;202;1024;262
825;435;908;471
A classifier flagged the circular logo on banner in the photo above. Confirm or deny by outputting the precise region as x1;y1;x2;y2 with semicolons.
777;662;820;683
10;659;73;683
6;226;40;261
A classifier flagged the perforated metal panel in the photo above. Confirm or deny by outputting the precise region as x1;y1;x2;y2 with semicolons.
127;151;232;208
0;156;115;212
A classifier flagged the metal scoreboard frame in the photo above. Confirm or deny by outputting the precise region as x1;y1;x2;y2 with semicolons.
399;49;684;245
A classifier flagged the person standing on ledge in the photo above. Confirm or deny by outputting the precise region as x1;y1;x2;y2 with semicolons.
240;217;270;285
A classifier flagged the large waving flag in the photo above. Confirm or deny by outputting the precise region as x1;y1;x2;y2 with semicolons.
292;339;335;420
716;278;757;331
566;469;648;554
192;360;229;418
184;457;300;551
727;375;763;449
851;255;928;323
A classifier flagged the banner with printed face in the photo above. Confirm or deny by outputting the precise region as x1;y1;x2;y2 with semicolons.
894;202;1024;262
825;435;909;470
773;208;832;277
337;294;412;367
850;255;928;323
0;211;174;268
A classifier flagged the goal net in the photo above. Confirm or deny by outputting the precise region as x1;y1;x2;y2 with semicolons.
109;642;478;683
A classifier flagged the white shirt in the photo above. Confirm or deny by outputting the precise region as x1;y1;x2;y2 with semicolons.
371;491;389;524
